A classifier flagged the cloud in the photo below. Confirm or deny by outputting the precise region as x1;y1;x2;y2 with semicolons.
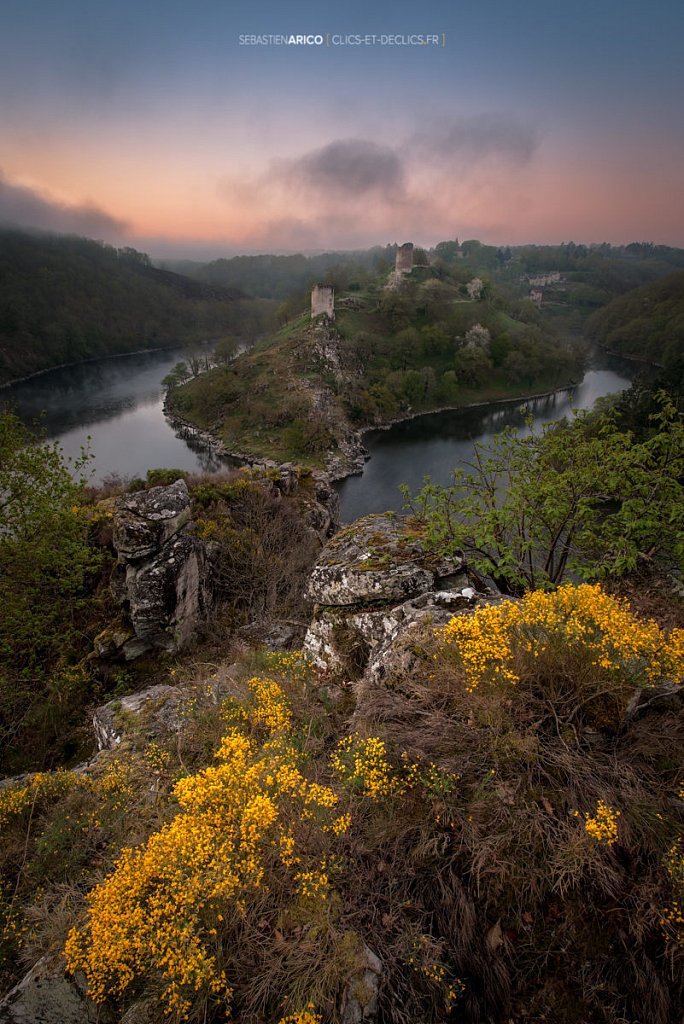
287;138;405;196
414;114;542;165
210;115;544;252
0;171;127;238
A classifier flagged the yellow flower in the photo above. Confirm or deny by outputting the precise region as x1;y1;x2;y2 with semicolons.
65;675;347;1018
579;800;620;845
434;584;684;692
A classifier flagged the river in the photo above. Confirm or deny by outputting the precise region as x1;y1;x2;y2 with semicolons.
337;354;635;522
1;347;229;483
1;347;635;513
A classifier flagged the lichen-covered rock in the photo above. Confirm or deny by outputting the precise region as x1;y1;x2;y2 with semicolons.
112;478;192;560
91;624;137;659
340;944;382;1024
364;591;477;686
125;534;211;652
311;472;341;518
308;514;459;606
108;561;129;607
309;559;434;607
304;514;474;671
107;479;214;658
304;604;403;672
93;683;182;751
305;585;484;673
0;957;109;1024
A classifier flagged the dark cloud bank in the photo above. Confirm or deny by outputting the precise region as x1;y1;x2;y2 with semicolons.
413;113;541;164
0;171;126;239
281;114;540;201
289;139;405;195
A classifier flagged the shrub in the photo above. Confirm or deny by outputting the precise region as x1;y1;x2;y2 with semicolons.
345;585;683;1022
0;411;104;770
192;474;320;622
402;395;684;593
65;676;349;1019
435;583;684;730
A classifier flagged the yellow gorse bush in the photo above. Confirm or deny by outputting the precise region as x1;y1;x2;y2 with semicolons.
436;584;684;691
436;601;519;690
246;676;293;733
65;675;348;1019
575;800;620;845
94;758;134;797
262;649;314;685
331;735;404;799
0;769;83;829
277;1010;321;1024
407;935;466;1012
331;735;459;801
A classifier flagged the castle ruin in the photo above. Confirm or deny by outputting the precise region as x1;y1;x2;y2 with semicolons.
395;242;414;275
311;284;335;320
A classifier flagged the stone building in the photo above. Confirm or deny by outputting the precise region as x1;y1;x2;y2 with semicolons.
528;272;561;287
395;242;414;274
311;283;335;320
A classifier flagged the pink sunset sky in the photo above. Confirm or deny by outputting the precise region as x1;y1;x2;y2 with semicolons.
1;0;683;257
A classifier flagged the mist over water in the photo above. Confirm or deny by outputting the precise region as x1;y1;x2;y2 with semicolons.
337;356;635;522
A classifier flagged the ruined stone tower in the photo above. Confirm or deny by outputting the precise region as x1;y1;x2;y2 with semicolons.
311;283;335;320
395;242;414;275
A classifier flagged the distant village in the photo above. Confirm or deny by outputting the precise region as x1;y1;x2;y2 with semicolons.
525;270;563;306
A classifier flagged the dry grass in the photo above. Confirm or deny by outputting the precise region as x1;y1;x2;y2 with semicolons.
344;619;684;1023
2;594;682;1022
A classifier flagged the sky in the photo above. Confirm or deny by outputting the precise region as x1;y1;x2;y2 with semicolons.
1;0;683;257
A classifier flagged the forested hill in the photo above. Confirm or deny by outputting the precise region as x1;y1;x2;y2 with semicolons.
191;247;394;299
587;269;684;364
0;230;251;385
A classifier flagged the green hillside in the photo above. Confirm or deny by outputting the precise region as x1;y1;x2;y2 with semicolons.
586;270;684;364
169;265;583;468
0;230;274;384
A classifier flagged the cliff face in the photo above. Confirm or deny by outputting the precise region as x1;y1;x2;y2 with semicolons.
94;479;214;660
94;469;341;663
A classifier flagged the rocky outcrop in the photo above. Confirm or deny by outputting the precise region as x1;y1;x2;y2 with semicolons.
92;683;182;751
125;531;210;652
304;471;341;539
304;513;489;674
112;479;192;559
99;479;214;659
0;958;109;1024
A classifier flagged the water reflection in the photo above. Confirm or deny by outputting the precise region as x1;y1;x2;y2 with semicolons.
337;358;635;523
2;345;636;498
1;346;230;482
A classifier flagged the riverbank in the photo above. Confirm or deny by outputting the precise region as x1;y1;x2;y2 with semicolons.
356;380;578;439
337;359;635;521
0;342;178;390
598;346;663;368
164;374;583;486
0;334;246;391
